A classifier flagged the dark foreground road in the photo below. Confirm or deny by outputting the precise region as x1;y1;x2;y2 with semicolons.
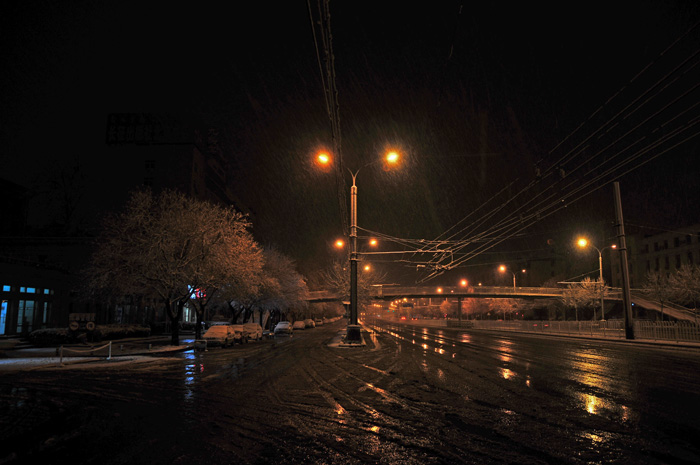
2;318;700;464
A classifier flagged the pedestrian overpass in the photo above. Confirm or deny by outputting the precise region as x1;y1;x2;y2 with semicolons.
307;285;698;323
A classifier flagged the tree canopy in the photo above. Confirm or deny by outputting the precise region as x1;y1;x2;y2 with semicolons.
84;188;263;344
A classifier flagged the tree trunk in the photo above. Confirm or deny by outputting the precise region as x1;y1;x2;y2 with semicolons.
195;302;205;340
167;300;183;346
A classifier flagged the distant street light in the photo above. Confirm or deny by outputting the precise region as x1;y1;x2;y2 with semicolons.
577;237;616;320
498;265;517;291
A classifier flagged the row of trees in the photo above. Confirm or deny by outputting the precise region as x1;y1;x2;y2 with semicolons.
643;265;700;320
82;189;310;345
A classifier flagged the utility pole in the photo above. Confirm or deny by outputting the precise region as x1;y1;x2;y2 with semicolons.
613;182;634;339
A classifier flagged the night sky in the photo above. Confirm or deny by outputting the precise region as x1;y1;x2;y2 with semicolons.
1;1;699;285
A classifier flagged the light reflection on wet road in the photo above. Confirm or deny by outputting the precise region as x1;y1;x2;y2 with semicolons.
2;319;700;464
368;319;700;462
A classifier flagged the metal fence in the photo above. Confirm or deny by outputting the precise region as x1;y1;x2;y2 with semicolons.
418;318;700;344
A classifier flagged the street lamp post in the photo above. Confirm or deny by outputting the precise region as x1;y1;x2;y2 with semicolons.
348;170;360;342
319;151;399;344
577;238;616;320
498;266;525;321
498;265;516;291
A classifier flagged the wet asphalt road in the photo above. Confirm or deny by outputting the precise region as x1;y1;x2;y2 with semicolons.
1;318;700;464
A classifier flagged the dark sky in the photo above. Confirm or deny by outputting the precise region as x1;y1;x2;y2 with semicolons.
1;1;699;284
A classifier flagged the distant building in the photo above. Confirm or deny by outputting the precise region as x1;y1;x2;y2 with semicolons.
0;178;29;236
611;225;700;289
0;114;244;336
102;113;239;211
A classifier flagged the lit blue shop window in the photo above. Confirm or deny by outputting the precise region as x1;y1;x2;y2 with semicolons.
20;287;25;293
27;287;36;293
2;285;10;292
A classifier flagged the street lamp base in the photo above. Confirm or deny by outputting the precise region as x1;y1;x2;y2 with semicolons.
342;324;364;346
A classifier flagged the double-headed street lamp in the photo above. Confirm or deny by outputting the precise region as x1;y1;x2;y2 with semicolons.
318;150;400;344
577;238;616;320
498;265;526;291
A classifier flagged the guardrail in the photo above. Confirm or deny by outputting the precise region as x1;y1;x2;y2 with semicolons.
58;341;112;365
380;318;700;344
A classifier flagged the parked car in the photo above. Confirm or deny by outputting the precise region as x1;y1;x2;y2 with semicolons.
292;320;306;330
229;324;247;343
314;318;323;326
304;319;315;328
274;321;293;335
243;323;263;341
201;325;236;348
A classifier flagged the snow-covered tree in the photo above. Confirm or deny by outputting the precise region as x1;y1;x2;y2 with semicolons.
229;247;308;326
187;202;263;339
643;270;675;321
670;265;700;323
560;278;599;321
85;188;262;345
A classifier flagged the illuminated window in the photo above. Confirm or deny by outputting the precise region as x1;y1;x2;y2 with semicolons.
2;285;10;292
0;300;6;335
42;302;50;325
17;300;35;333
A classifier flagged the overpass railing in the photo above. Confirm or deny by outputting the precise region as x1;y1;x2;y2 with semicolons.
370;285;565;298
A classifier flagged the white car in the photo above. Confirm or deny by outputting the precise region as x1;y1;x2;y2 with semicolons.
201;325;236;347
274;321;293;335
229;324;247;343
243;323;263;341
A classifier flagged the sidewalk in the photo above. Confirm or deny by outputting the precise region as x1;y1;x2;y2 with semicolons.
0;336;194;372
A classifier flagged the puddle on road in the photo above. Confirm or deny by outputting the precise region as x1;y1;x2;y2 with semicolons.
576;392;635;422
564;348;636;423
459;332;471;344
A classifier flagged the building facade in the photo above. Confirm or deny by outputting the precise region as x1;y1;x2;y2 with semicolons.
0;114;241;336
610;225;700;289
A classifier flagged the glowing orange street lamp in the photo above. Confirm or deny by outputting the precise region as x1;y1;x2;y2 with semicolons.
334;239;345;249
460;279;468;287
369;238;378;247
316;149;401;344
576;237;617;320
499;265;517;291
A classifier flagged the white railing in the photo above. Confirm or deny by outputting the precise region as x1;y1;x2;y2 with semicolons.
58;341;112;365
383;318;700;344
469;319;700;343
